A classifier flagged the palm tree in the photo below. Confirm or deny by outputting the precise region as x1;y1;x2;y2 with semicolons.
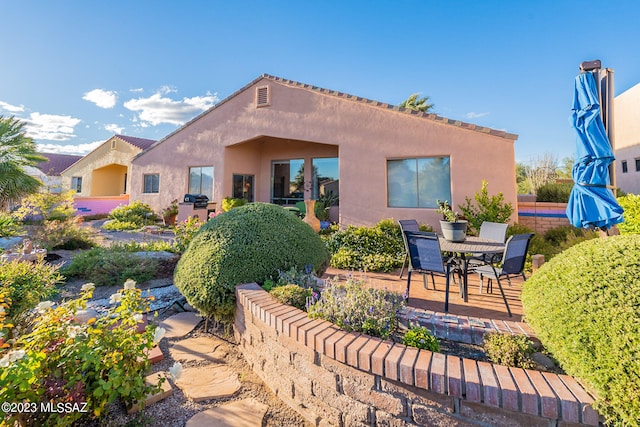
399;93;434;113
0;116;45;209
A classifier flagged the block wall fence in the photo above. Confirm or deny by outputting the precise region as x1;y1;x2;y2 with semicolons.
234;284;600;427
517;202;570;235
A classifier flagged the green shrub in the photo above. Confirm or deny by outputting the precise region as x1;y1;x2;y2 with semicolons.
105;201;159;230
62;247;158;287
459;180;513;236
269;284;312;310
173;203;330;322
483;332;535;369
535;181;573;203
402;326;440;352
0;212;21;237
617;194;640;235
308;278;405;339
221;197;248;212
0;282;165;426
0;259;63;322
521;235;640;424
12;191;76;223
34;216;95;251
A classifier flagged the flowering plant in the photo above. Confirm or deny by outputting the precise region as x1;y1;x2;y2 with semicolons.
173;216;204;253
436;200;460;222
161;199;179;218
0;280;165;426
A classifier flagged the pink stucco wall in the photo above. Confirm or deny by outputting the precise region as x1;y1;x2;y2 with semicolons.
131;76;517;229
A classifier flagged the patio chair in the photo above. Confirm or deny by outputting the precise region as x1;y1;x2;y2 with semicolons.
404;231;455;312
472;233;534;317
398;220;420;279
468;221;509;266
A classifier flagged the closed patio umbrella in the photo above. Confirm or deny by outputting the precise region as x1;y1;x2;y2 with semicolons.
566;71;624;229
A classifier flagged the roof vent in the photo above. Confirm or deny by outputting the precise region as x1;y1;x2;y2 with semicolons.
256;85;270;108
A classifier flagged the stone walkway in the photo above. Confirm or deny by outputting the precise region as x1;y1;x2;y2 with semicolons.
140;310;270;427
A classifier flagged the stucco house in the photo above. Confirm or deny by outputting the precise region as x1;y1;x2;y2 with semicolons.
614;82;640;195
130;74;518;229
61;135;156;197
25;153;82;193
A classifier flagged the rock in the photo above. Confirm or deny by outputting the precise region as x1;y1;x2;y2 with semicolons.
532;352;556;371
74;308;99;324
185;398;268;427
130;251;177;261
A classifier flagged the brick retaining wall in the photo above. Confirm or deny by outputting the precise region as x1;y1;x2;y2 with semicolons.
234;284;600;426
517;202;570;235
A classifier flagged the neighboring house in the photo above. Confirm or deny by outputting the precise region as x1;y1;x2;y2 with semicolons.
614;82;640;195
24;153;82;193
130;74;518;228
61;135;156;197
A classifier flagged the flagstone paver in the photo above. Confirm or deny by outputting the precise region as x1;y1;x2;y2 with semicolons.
185;398;269;427
128;372;173;414
175;365;241;402
158;311;202;338
168;336;228;363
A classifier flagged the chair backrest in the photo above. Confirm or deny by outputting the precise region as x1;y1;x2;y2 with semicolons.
501;233;534;274
399;220;420;251
404;231;444;274
479;221;509;243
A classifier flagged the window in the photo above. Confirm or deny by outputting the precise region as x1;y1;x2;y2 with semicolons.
312;157;339;202
143;174;159;193
387;157;451;208
233;174;254;202
71;176;82;193
622;160;628;173
188;166;213;200
635;159;640;172
271;159;304;205
111;140;116;150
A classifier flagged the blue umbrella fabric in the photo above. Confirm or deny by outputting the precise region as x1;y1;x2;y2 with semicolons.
566;71;624;229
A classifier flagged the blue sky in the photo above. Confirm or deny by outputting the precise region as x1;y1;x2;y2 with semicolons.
1;1;639;163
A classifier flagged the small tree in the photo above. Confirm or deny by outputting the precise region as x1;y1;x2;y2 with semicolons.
459;180;513;236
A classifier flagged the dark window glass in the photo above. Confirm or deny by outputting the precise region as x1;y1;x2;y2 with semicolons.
143;174;159;193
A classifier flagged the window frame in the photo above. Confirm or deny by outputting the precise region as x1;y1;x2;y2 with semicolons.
386;156;452;209
188;166;214;200
71;176;82;193
143;173;160;194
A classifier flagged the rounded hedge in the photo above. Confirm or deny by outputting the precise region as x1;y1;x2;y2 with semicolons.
173;202;329;321
521;235;640;424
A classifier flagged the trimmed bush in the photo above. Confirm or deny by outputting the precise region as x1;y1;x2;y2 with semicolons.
483;332;535;369
173;203;329;321
521;235;640;424
104;201;158;231
617;194;640;235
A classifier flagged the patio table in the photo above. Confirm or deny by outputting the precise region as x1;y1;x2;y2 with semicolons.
438;236;504;302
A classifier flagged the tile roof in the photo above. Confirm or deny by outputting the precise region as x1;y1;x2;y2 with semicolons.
36;153;82;176
116;134;156;150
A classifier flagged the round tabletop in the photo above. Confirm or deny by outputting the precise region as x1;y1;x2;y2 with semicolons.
438;236;504;254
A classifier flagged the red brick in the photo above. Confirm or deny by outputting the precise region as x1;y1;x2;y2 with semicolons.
345;335;370;368
462;358;481;402
527;369;559;419
414;350;433;389
304;321;334;349
289;315;315;340
324;329;349;359
281;312;308;336
314;326;341;353
371;340;393;376
491;320;510;334
259;300;283;324
446;355;463;398
358;337;382;371
493;364;518;412
384;344;405;381
297;319;329;346
276;307;304;333
477;361;500;407
430;352;446;394
558;375;599;426
334;332;360;363
510;367;539;415
147;345;163;364
399;347;419;385
518;321;537;337
266;304;291;327
542;372;579;423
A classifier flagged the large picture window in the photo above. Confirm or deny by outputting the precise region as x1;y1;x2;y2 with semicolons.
188;166;214;200
387;157;451;208
143;174;159;193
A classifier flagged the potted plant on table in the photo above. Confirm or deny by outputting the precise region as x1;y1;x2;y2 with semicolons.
161;199;179;226
436;200;468;242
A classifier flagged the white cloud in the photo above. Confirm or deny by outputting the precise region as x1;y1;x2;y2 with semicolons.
37;140;102;155
0;100;25;113
83;89;118;109
130;88;144;93
104;123;124;134
124;90;218;126
465;112;490;119
24;112;81;141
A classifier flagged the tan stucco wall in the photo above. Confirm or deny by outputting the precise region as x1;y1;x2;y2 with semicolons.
614;83;640;194
131;78;517;228
62;136;141;197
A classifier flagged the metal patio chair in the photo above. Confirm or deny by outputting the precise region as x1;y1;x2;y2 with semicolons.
398;219;420;279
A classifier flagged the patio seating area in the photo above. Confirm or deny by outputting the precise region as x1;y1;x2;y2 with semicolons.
323;266;525;322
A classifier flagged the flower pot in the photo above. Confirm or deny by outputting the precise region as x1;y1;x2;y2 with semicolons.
163;214;177;226
303;200;321;232
440;220;468;242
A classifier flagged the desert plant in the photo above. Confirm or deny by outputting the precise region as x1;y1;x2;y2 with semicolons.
521;235;640;424
173;203;329;322
483;332;535;369
220;197;247;212
436;200;460;222
402;325;440;352
535;181;573;203
0;282;165;426
12;190;76;223
0;212;21;237
32;216;95;251
307;278;405;339
276;265;319;290
104;201;158;231
459;180;513;236
62;247;158;287
269;284;312;311
617;194;640;235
